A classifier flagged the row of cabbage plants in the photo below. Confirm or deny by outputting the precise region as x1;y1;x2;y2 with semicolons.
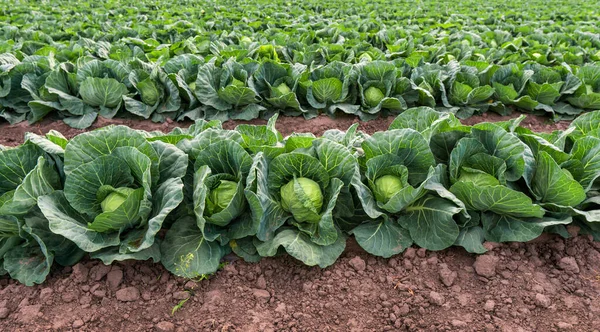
3;55;600;128
0;107;599;285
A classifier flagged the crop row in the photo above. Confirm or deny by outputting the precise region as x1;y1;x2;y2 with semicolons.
3;0;600;68
0;107;599;285
2;54;600;128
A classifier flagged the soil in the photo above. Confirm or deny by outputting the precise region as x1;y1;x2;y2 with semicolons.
0;112;571;147
0;233;599;331
0;113;597;332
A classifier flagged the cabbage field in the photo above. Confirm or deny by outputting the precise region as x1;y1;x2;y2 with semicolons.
1;0;600;330
2;0;600;128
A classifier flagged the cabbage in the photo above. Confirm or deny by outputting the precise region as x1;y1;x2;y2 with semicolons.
100;187;136;213
205;180;238;216
280;177;323;223
372;175;403;203
231;78;246;88
272;82;292;97
365;86;385;107
257;45;278;60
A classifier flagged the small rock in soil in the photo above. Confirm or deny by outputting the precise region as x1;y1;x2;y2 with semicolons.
116;287;140;302
395;304;410;316
438;264;457;287
404;247;416;259
253;289;271;300
428;291;445;306
474;255;499;278
39;287;53;301
73;319;84;328
451;320;467;328
535;293;551;308
18;305;41;323
90;264;111;281
71;263;89;283
107;269;123;290
484;300;496;312
156;321;175;332
173;291;189;300
556;322;573;330
61;291;78;303
558;257;579;274
349;256;366;272
0;307;9;319
256;275;267;289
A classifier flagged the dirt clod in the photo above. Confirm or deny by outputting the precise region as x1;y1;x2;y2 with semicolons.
428;291;445;306
438;264;457;287
71;263;89;284
90;264;111;281
172;291;189;300
474;255;499;278
256;275;267;289
115;287;140;302
348;256;366;272
484;300;496;312
558;256;580;274
252;289;271;300
107;269;123;290
535;293;552;308
0;307;9;319
557;322;573;330
156;321;175;332
39;287;53;301
72;319;84;329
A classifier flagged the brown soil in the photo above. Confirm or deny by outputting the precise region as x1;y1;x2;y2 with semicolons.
0;112;570;147
1;234;599;331
0;113;596;332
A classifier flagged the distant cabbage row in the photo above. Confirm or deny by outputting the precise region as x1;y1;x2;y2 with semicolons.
2;0;600;127
1;108;599;285
2;54;600;128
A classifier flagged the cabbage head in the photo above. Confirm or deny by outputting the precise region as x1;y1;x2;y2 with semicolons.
280;177;323;223
365;86;385;107
205;180;239;216
100;187;137;213
272;82;292;98
371;175;403;203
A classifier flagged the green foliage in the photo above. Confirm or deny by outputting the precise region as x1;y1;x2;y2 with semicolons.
0;109;598;285
0;0;599;126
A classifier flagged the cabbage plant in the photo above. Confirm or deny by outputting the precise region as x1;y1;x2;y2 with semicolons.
194;58;265;121
447;64;495;118
350;123;464;256
38;125;186;263
44;59;130;128
356;61;406;119
160;126;262;277
123;58;181;122
447;122;575;250
566;65;600;110
0;133;83;285
301;61;360;116
252;136;358;267
250;61;309;117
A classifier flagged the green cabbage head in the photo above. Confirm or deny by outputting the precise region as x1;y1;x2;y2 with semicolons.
231;78;246;88
205;180;238;216
280;177;323;223
372;175;403;203
101;187;136;213
365;86;385;107
272;82;292;98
